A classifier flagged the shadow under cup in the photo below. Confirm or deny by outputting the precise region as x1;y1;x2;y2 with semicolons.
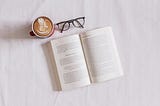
30;16;55;38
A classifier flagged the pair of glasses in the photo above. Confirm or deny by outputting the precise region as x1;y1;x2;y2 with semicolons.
56;17;85;33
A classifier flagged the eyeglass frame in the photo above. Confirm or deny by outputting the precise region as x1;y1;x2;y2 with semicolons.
55;17;85;33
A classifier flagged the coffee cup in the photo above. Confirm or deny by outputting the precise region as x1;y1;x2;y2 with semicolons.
30;16;55;38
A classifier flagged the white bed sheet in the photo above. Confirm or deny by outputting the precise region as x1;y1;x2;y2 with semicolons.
0;0;160;106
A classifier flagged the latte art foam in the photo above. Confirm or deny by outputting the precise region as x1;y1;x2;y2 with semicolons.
33;17;53;36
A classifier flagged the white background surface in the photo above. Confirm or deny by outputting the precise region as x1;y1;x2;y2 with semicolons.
0;0;160;106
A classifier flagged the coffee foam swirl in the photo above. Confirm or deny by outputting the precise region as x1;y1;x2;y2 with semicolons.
37;18;49;34
33;17;53;36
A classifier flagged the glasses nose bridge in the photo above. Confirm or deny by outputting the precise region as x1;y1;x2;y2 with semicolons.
70;19;77;25
67;19;73;23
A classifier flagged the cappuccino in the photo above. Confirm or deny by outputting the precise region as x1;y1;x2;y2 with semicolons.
31;16;54;38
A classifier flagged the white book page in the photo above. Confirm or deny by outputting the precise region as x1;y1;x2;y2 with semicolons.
50;34;90;90
80;27;123;83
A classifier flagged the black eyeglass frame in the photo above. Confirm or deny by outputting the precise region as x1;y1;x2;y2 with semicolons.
55;17;85;33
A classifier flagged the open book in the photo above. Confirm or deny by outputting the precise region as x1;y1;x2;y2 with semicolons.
49;27;123;90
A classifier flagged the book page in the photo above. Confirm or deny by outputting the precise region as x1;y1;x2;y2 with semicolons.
80;27;123;83
50;34;90;90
